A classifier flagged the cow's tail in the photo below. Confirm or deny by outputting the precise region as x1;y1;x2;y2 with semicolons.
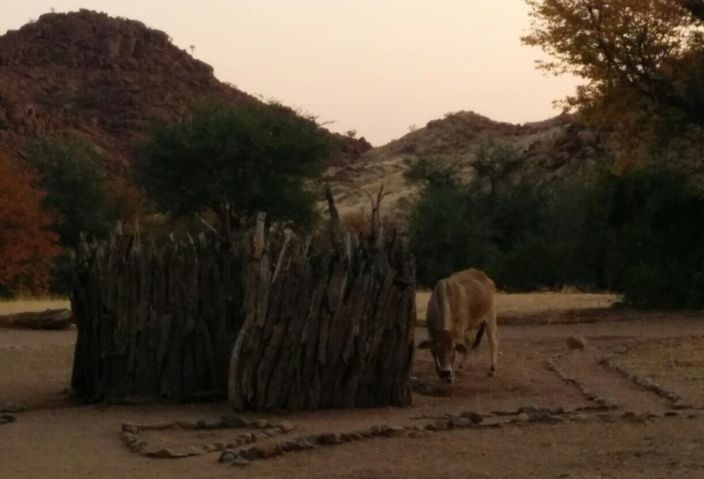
472;323;486;350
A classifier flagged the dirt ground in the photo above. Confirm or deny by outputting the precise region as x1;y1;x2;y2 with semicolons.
2;293;704;478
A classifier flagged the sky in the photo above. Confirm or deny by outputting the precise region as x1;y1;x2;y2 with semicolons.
0;0;580;145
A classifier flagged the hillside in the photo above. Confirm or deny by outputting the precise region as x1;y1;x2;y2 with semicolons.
326;111;607;214
0;10;370;171
0;10;605;217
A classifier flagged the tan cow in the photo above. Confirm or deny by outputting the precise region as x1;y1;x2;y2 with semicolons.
418;268;498;383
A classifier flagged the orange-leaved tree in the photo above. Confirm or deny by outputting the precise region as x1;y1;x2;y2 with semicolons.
0;154;60;295
523;0;704;167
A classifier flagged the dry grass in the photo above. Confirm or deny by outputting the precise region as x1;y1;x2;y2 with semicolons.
0;298;70;316
1;292;618;323
415;290;619;322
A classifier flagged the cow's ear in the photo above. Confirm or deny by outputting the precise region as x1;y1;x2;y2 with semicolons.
417;340;433;350
455;343;468;354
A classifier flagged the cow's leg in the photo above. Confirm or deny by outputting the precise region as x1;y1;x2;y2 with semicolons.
486;308;499;376
457;338;469;370
457;327;478;370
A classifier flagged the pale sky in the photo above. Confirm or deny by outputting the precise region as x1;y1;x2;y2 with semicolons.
0;0;580;145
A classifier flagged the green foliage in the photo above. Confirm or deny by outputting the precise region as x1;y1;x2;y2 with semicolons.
406;147;704;308
526;169;615;289
602;166;704;308
31;139;117;293
470;142;524;198
405;141;550;290
136;102;330;230
406;185;499;286
31;139;115;248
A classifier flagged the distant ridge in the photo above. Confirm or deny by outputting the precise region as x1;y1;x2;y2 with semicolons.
327;111;606;214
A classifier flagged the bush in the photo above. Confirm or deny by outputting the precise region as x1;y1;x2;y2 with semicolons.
405;151;704;308
405;143;551;289
406;184;499;286
603;165;704;308
31;139;121;293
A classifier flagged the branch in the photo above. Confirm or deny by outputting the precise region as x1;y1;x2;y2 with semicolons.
325;185;345;255
367;185;388;249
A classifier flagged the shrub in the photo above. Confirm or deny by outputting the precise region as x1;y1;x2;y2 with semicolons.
136;102;330;231
603;165;704;308
405;150;704;308
31;139;115;248
405;143;552;289
31;138;120;293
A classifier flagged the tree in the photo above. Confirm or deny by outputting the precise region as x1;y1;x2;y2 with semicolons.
31;139;116;249
31;139;123;294
470;142;524;198
523;0;704;164
403;146;550;289
0;155;60;295
136;102;330;230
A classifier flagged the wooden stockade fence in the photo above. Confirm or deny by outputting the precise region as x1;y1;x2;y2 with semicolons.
71;191;417;409
71;233;245;402
228;202;416;410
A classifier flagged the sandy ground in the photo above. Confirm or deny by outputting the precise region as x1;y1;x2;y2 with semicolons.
1;293;704;478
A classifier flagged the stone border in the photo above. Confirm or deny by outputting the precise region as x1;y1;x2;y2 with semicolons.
121;415;295;458
600;337;704;411
122;406;704;466
544;357;618;410
0;412;16;425
219;412;493;466
218;407;704;467
0;404;23;425
601;356;693;410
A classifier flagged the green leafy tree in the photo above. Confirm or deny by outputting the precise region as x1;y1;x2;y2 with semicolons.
32;139;115;248
136;103;330;230
601;164;704;308
470;142;524;198
31;139;118;293
404;143;553;289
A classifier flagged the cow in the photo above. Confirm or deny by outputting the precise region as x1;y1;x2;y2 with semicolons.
418;268;498;383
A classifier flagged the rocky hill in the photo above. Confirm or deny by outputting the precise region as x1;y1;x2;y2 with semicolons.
0;10;604;216
0;10;370;171
326;111;607;214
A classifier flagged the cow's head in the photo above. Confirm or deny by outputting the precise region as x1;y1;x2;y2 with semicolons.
418;331;467;383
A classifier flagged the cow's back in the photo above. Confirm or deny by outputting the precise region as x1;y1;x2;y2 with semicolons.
427;268;495;337
448;269;494;332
